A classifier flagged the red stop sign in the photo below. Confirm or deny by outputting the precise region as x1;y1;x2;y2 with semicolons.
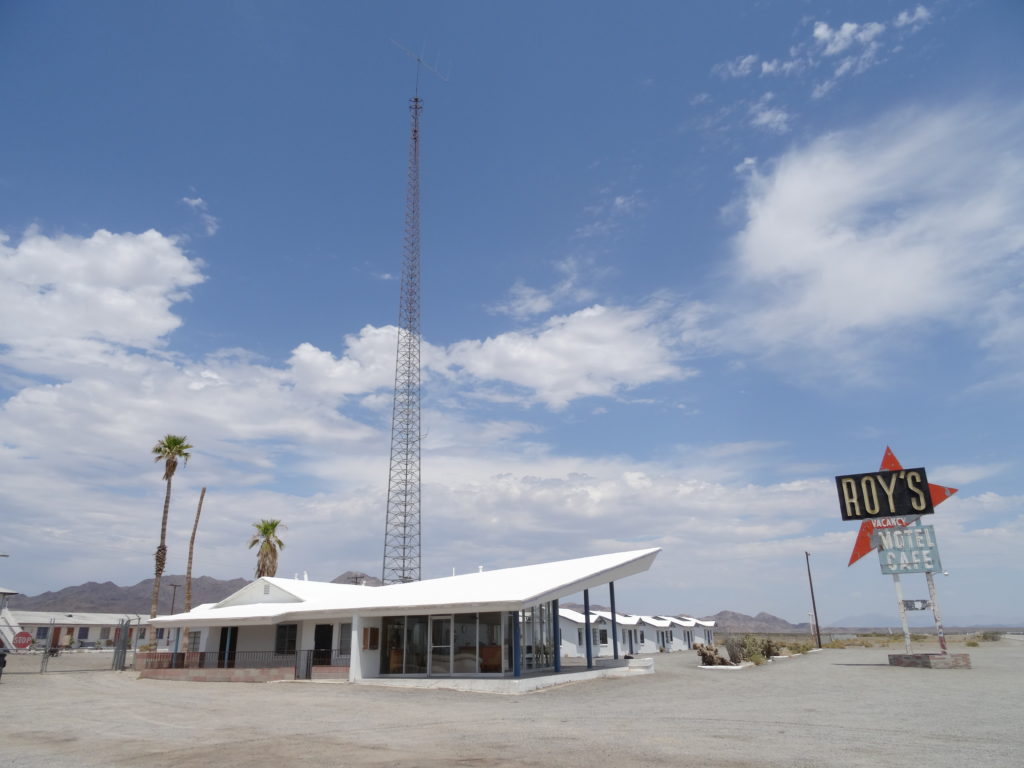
12;631;33;649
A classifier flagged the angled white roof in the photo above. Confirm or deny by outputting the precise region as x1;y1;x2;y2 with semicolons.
590;609;641;626
678;615;715;627
637;615;672;628
0;586;18;596
150;548;660;627
558;607;590;624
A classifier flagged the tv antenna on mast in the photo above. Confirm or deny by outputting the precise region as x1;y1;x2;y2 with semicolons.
389;39;450;95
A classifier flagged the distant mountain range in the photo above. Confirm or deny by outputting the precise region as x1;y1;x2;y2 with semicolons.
8;573;379;614
8;578;1021;629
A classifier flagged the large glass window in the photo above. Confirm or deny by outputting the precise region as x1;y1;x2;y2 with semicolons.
478;612;503;673
452;615;476;674
518;603;555;672
381;613;506;676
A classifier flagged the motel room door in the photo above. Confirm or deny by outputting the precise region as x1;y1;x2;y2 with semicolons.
429;616;452;676
313;624;333;666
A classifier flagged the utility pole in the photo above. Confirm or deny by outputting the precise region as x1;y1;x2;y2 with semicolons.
169;583;182;616
805;551;823;648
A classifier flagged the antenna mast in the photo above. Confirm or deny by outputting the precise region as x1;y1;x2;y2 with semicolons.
382;47;437;585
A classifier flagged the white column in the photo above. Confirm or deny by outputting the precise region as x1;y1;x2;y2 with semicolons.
348;615;362;682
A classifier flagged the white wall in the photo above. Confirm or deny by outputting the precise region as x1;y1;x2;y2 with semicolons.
235;624;276;653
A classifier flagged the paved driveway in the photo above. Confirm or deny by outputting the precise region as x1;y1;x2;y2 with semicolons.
2;638;1021;767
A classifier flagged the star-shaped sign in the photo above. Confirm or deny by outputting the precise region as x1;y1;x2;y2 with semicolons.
847;447;958;566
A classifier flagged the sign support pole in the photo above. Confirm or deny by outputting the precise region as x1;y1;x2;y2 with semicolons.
891;575;912;653
925;570;948;654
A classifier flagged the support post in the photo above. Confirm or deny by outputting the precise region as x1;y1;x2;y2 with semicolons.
583;588;593;669
348;616;362;682
512;611;521;678
222;626;232;669
925;571;948;653
552;599;561;673
892;574;912;654
804;552;822;649
609;581;619;660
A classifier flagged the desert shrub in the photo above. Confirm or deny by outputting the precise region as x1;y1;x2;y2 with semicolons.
694;643;733;666
760;637;782;658
723;636;744;663
965;640;979;647
981;631;1002;642
910;633;928;642
741;635;763;660
786;641;812;654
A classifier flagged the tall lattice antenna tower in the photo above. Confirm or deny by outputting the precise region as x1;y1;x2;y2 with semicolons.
382;43;448;585
382;86;425;585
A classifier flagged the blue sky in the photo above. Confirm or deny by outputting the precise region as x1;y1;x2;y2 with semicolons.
2;1;1022;625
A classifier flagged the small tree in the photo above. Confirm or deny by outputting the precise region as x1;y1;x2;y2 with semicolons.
248;519;286;578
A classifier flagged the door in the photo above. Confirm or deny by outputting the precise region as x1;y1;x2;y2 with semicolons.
313;624;333;666
217;626;238;668
429;616;452;676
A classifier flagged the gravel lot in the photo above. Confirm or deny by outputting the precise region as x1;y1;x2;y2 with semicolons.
2;637;1021;767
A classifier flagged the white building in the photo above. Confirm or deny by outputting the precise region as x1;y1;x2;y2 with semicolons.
558;609;715;659
146;548;660;685
8;610;153;650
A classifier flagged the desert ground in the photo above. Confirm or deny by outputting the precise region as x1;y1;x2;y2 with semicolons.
2;636;1021;767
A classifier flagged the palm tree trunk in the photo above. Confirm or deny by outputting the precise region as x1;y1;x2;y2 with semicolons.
150;475;173;618
184;487;205;613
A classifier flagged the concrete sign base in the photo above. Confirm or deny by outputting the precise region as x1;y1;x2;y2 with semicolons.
888;653;971;669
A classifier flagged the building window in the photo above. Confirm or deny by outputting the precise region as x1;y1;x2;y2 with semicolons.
36;626;48;639
275;623;297;654
362;626;380;651
100;627;111;640
188;631;201;651
156;628;165;640
138;627;147;640
78;627;89;640
598;629;608;645
640;631;645;644
577;628;583;645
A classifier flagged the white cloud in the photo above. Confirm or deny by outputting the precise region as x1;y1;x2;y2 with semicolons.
492;256;598;320
574;189;645;241
287;325;405;399
714;11;932;102
813;21;886;56
0;228;204;373
445;303;694;409
713;54;759;79
181;195;219;236
749;92;792;134
894;5;931;28
715;103;1024;380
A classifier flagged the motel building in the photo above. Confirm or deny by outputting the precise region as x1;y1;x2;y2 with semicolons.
144;548;660;689
558;609;715;659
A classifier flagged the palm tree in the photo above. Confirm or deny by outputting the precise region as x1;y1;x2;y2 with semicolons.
150;434;193;618
184;487;206;615
248;519;286;578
